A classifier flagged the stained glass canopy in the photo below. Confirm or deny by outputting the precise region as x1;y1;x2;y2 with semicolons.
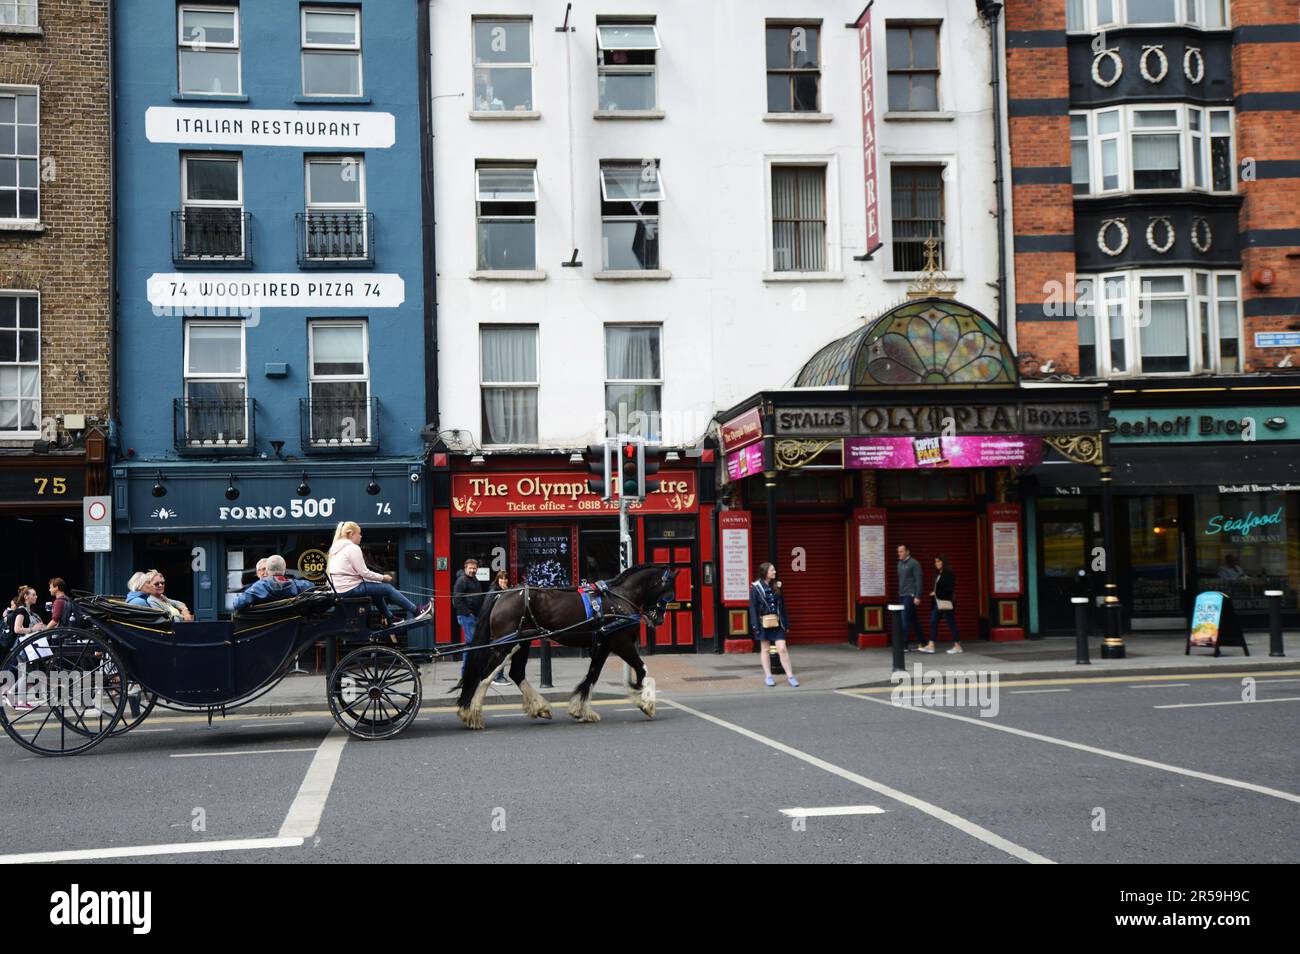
794;297;1018;389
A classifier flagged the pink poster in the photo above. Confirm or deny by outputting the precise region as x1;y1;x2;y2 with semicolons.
844;435;1042;469
726;444;764;481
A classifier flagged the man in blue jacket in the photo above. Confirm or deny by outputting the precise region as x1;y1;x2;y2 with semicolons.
233;555;314;612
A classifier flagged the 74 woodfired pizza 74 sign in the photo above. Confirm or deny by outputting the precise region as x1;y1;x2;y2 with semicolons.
452;472;697;516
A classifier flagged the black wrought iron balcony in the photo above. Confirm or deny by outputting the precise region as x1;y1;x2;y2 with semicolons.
173;398;256;455
300;397;380;454
171;209;253;266
296;211;375;268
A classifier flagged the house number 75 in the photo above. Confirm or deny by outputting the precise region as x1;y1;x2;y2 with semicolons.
33;477;68;495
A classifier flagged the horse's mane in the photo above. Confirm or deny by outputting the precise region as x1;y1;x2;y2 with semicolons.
606;563;670;587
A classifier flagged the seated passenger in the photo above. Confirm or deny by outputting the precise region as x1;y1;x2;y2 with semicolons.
233;555;314;612
125;572;152;607
142;570;194;621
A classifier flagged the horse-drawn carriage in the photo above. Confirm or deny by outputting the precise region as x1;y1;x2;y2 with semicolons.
0;564;676;756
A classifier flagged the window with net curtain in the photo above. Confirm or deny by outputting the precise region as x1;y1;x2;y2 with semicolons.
481;325;537;445
310;322;369;444
1131;111;1182;189
1139;276;1191;373
771;165;825;272
0;293;39;432
184;322;246;443
605;325;661;439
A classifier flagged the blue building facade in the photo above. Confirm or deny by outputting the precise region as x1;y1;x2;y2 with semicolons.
109;0;432;627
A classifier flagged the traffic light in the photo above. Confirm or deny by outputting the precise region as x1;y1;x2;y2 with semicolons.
641;446;662;496
619;440;640;499
586;442;612;499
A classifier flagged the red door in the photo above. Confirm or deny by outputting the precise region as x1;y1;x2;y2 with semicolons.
886;514;981;643
751;512;849;643
648;543;696;649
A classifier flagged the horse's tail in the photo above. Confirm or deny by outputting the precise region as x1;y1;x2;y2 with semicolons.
456;595;505;710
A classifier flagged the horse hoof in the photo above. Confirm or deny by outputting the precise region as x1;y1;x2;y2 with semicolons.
566;698;585;719
580;710;601;723
536;707;552;720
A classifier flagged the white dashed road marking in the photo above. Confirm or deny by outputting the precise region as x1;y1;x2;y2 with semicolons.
1153;697;1300;710
780;805;887;818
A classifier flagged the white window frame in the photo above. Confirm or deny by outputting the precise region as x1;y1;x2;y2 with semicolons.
0;2;39;29
764;156;839;276
0;289;40;436
475;163;539;271
596;20;660;112
479;324;539;447
177;4;242;96
0;85;39;223
1072;105;1235;196
1067;0;1231;32
1074;269;1241;377
599;159;664;271
603;324;663;441
304;155;368;260
308;320;372;445
183;320;248;446
180;152;244;260
301;6;364;98
471;17;534;113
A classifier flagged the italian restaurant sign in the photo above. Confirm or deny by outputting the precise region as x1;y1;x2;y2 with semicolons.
774;403;1098;437
845;435;1042;469
145;107;396;148
452;472;698;517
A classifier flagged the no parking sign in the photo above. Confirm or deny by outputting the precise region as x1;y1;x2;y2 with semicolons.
83;495;112;553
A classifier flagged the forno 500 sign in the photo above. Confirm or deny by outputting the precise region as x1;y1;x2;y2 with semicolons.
219;498;337;521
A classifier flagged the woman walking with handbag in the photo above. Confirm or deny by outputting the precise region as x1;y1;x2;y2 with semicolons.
921;554;962;654
749;562;798;687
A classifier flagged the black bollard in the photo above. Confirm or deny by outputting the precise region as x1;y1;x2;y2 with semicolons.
539;636;553;688
1266;589;1285;657
1073;597;1090;665
889;603;905;673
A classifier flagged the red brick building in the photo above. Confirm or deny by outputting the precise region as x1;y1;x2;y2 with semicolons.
0;1;111;590
1004;0;1300;635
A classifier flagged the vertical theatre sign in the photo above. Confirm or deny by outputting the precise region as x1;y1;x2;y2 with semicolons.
855;2;882;257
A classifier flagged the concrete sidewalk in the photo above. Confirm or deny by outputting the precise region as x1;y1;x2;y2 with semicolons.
237;631;1299;714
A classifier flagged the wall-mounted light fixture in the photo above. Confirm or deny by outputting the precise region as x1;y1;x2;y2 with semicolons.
151;472;167;498
297;472;312;497
366;471;381;496
224;474;240;501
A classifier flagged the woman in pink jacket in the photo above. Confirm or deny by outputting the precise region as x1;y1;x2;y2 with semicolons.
327;521;429;622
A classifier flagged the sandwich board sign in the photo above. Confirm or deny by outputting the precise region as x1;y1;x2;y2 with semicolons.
1187;591;1249;656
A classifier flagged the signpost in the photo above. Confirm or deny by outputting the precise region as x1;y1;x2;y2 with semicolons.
83;496;112;553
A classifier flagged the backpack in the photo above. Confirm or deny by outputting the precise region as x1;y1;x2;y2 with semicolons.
53;594;88;630
0;607;14;650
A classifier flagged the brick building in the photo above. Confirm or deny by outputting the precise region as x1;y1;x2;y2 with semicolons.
0;0;111;592
1004;0;1300;635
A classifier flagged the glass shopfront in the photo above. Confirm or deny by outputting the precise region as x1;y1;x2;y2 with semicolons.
1193;489;1299;612
1125;495;1185;623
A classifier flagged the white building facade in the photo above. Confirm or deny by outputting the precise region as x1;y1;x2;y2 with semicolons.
430;0;1006;453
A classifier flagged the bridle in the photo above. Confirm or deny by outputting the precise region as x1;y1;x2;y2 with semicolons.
595;567;674;626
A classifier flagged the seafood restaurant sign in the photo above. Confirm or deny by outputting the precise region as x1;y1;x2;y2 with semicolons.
145;106;395;148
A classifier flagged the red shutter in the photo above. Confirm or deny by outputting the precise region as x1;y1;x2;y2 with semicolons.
886;515;981;641
751;513;849;642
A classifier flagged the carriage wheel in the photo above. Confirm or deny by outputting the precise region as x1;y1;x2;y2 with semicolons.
327;645;422;740
0;628;128;756
110;687;159;737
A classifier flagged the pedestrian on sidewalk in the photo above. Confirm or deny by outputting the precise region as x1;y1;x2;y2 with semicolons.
482;569;512;686
750;562;798;687
896;544;925;651
920;555;961;654
452;557;485;677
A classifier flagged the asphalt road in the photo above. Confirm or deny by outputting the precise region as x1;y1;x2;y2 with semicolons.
2;670;1297;864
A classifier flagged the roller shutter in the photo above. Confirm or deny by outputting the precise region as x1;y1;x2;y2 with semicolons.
751;512;849;642
886;514;981;642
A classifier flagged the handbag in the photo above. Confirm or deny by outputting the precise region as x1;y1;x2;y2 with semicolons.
936;599;954;611
760;613;781;629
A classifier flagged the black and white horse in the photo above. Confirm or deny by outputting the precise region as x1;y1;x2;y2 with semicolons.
455;564;676;729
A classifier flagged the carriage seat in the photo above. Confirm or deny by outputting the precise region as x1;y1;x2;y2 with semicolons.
230;586;334;625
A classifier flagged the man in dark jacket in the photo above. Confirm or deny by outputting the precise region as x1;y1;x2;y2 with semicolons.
896;544;925;651
452;558;485;673
233;555;314;612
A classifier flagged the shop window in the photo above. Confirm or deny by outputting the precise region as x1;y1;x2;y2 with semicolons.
890;164;944;272
473;17;533;112
480;324;538;445
765;21;820;113
885;23;940;113
476;163;537;271
183;321;247;446
0;291;39;433
596;20;659;112
1194;490;1299;611
0;86;39;221
770;164;826;272
1074;270;1240;377
178;5;241;95
308;321;371;446
1125;496;1183;616
600;160;662;271
605;324;661;440
301;6;362;97
1070;105;1235;196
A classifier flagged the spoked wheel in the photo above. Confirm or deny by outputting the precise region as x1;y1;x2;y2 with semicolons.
53;650;157;739
328;644;422;740
0;628;128;756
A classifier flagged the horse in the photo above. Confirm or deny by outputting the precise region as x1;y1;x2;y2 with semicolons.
455;564;677;730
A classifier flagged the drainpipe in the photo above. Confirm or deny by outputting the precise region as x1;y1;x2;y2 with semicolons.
977;0;1008;335
418;0;439;439
102;0;118;596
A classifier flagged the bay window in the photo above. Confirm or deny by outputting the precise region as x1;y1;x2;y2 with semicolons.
1074;270;1241;377
1071;105;1234;195
1067;0;1229;30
